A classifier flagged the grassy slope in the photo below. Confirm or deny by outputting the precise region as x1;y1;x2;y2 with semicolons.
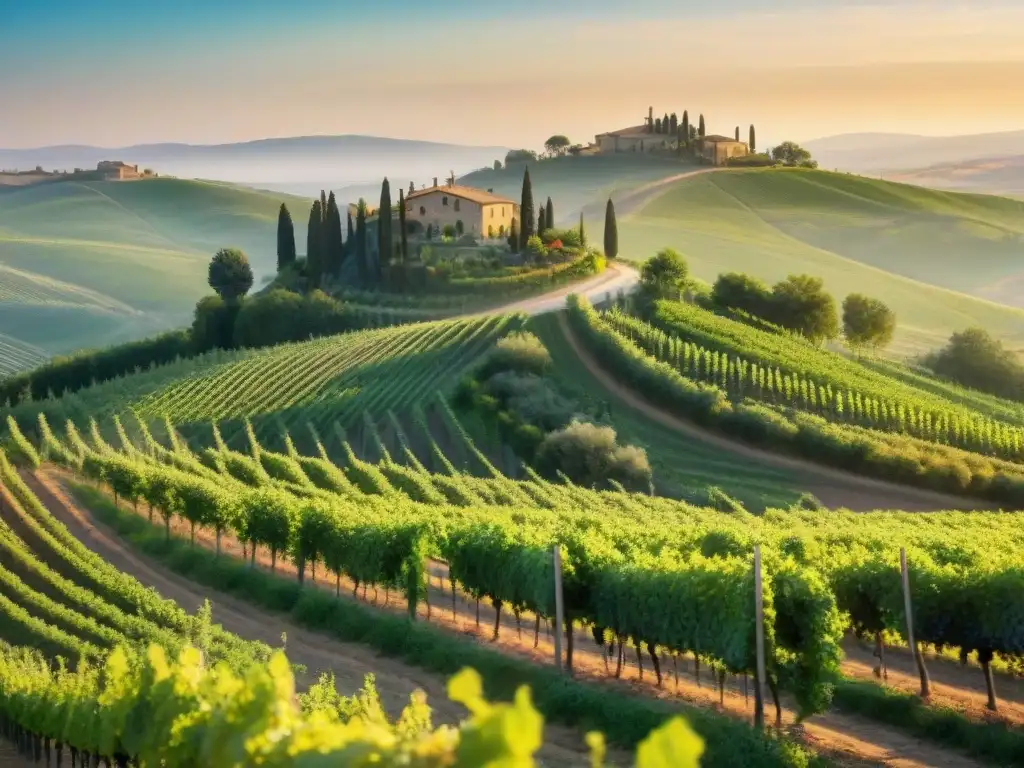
613;168;1024;356
459;154;694;227
0;179;306;359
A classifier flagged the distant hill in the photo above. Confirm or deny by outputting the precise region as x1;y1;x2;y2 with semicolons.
886;155;1024;198
0;135;511;189
0;178;305;366
803;130;1024;174
606;167;1024;356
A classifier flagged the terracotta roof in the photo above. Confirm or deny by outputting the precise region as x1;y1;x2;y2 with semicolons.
406;184;515;205
596;125;650;138
703;135;744;143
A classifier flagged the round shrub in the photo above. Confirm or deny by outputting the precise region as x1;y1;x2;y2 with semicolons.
699;528;750;558
534;419;651;491
477;331;552;380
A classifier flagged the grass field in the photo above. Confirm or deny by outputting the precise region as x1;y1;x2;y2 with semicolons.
0;179;307;361
604;167;1024;356
460;154;695;227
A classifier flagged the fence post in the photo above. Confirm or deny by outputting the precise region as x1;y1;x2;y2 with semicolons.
753;545;766;729
553;544;564;673
900;547;931;698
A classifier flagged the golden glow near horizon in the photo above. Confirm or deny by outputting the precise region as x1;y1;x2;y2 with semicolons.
4;4;1024;148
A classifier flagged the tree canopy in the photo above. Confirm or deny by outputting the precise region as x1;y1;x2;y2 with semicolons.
927;327;1024;400
769;274;838;343
505;149;537;165
276;204;296;272
771;141;817;168
207;248;253;302
543;135;571;156
640;248;688;299
711;272;771;317
842;294;896;353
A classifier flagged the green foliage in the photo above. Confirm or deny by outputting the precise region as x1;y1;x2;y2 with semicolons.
190;294;239;352
207;248;254;302
842;294;896;353
5;414;40;468
477;331;553;379
927;326;1024;401
544;135;571;156
535;419;652;491
570;294;1024;505
711;272;772;318
641;249;689;299
519;167;535;249
769;274;839;343
771;141;817;168
276;203;297;272
604;199;618;260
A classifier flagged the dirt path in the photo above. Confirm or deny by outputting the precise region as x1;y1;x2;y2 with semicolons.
15;472;610;768
42;469;1001;768
556;313;994;513
464;262;639;320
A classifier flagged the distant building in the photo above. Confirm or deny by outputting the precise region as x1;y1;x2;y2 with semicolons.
348;202;378;219
595;106;674;153
406;179;518;238
699;136;749;166
97;160;140;180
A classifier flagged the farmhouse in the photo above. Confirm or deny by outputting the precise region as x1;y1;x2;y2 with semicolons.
96;160;141;180
406;179;518;238
700;136;749;166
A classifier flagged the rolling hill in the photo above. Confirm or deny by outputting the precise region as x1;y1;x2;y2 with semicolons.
803;129;1024;174
607;167;1024;356
886;155;1024;198
0;178;306;361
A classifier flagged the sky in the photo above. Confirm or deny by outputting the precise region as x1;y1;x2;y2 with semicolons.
2;0;1023;150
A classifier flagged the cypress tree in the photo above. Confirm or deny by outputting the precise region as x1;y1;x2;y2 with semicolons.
538;208;546;236
324;192;343;279
735;126;740;141
662;113;670;134
519;167;535;249
749;124;756;152
398;188;408;263
579;211;586;246
378;178;392;281
603;199;618;260
345;208;355;257
306;199;323;288
276;203;296;272
698;114;706;138
355;198;368;286
508;217;519;252
545;197;554;230
320;190;327;217
669;113;678;134
655;117;662;134
682;111;689;142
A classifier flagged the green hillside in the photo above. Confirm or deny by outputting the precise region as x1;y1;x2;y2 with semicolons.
609;168;1024;356
0;179;305;362
460;154;693;227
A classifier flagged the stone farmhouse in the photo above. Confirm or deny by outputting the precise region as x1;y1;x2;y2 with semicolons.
406;178;518;239
97;160;142;180
699;136;749;165
592;107;750;165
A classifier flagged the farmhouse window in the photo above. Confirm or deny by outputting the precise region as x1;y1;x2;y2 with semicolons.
420;206;426;215
442;196;449;206
454;199;460;211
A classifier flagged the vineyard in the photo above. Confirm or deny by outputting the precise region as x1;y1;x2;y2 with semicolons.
2;394;1023;762
568;295;1024;507
0;333;47;379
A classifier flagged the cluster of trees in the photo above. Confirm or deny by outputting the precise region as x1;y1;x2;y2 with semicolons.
455;332;652;490
926;328;1024;401
277;179;412;295
637;249;895;350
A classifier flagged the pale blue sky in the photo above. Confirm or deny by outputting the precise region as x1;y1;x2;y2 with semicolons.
2;0;1022;148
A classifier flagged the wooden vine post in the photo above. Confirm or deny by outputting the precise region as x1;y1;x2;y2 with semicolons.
553;543;565;673
900;548;931;699
753;545;766;729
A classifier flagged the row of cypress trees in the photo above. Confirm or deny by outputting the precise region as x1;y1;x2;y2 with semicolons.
514;167;618;260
